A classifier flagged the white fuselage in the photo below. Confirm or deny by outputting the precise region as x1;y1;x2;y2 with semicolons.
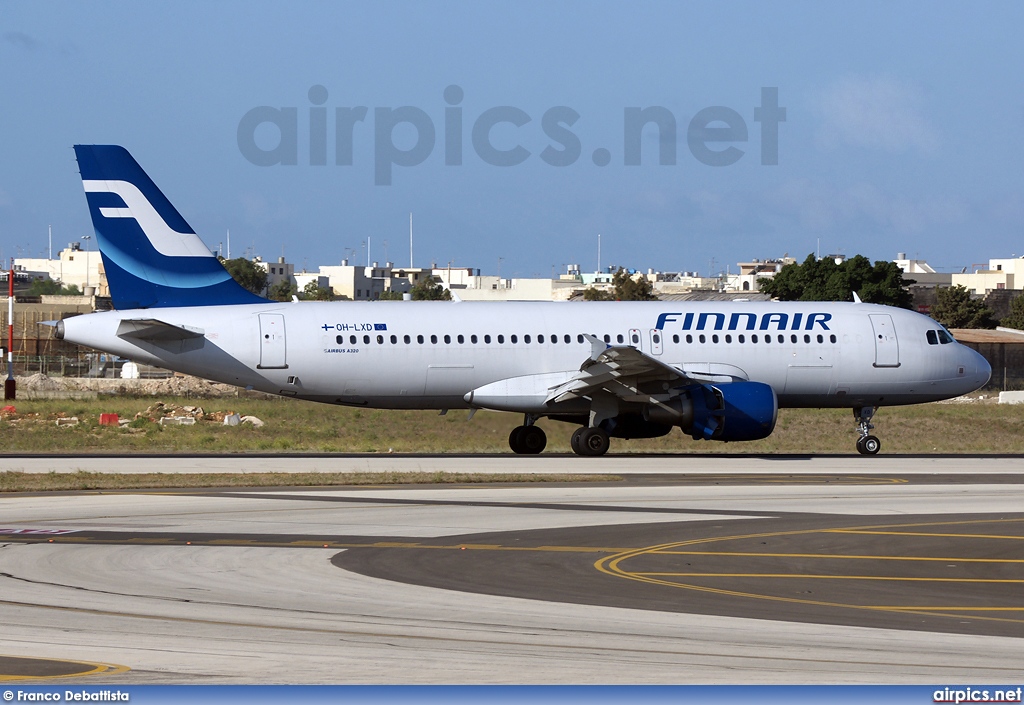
60;300;991;412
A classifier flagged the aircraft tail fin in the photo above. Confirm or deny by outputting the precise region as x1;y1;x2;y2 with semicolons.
73;145;268;309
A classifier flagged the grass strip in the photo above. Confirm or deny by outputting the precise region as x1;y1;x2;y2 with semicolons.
0;471;618;493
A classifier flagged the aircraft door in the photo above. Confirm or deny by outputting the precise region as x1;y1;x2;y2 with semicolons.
649;329;664;355
258;313;288;369
628;328;644;352
869;314;900;368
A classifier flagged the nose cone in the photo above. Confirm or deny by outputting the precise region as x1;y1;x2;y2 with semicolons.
966;346;992;389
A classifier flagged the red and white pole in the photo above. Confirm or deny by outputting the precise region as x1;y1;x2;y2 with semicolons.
5;265;15;400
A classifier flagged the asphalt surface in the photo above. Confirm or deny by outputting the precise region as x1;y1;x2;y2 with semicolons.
1;459;1022;683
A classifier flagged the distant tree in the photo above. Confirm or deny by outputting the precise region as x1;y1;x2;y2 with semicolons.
1001;294;1024;331
301;280;333;300
582;268;657;301
27;279;81;296
931;285;995;329
378;289;405;300
220;257;268;295
759;254;914;308
612;268;658;300
267;280;298;301
410;276;451;301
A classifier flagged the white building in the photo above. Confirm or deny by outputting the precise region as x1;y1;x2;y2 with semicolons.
952;256;1024;295
16;243;107;296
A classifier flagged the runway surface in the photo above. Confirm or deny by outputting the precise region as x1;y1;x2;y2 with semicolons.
1;454;1023;683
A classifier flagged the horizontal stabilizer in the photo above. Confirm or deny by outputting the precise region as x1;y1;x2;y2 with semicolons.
116;318;205;341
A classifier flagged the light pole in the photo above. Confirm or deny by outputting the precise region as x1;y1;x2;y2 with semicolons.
81;235;92;291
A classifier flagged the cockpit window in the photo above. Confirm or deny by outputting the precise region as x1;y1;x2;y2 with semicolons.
937;329;954;344
927;330;938;345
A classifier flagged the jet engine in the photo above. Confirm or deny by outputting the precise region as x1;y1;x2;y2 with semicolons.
643;381;778;442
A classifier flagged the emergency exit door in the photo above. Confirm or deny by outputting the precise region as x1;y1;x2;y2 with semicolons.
258;313;288;369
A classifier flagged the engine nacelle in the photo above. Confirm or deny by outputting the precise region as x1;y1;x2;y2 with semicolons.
643;381;778;442
687;381;778;442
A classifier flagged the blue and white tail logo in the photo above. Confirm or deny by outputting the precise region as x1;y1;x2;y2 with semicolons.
74;145;266;309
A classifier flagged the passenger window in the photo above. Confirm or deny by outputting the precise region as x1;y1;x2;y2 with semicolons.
791;334;797;344
738;334;745;343
457;334;465;344
631;333;640;344
603;334;611;343
390;335;397;344
699;334;706;343
724;334;731;343
498;334;505;343
335;335;343;344
653;333;661;344
511;334;518;343
777;335;784;343
564;334;571;344
417;335;424;344
752;334;758;343
377;335;384;344
364;335;371;344
524;334;532;344
350;335;357;345
470;334;477;344
804;334;811;343
484;334;491;343
404;335;411;344
764;335;771;344
577;334;584;343
550;335;557;344
538;335;544;344
830;334;837;344
817;334;824;343
712;334;719;344
430;334;438;344
672;334;679;343
617;334;624;344
444;335;451;344
686;334;693;344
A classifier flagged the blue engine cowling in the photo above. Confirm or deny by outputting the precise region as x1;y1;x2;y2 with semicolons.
687;381;778;442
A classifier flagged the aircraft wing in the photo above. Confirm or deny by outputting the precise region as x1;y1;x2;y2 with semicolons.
115;318;205;341
545;335;749;405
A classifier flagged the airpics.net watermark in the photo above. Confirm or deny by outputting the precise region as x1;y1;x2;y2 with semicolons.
237;85;786;186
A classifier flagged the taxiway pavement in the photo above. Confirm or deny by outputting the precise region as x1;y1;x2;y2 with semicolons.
0;455;1022;684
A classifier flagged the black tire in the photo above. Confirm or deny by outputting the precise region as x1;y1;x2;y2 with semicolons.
570;427;585;455
508;426;526;454
520;425;547;454
862;435;881;454
578;427;610;457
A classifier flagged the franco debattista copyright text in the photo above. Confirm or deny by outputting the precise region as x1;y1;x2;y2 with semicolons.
3;692;128;702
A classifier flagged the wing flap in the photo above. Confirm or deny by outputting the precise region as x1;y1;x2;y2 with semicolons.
545;335;748;405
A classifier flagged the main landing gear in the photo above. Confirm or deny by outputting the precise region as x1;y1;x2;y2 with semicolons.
509;415;546;454
570;426;610;457
854;406;881;455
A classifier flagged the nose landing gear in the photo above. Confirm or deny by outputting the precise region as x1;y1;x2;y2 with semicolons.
854;406;881;454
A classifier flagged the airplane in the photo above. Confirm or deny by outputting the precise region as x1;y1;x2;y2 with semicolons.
54;145;992;456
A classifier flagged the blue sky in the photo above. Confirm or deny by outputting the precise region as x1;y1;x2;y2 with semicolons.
1;1;1022;278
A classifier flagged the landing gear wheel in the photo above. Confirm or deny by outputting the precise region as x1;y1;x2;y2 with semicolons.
570;427;585;455
519;425;547;454
576;427;610;457
509;426;526;454
509;425;546;454
856;435;881;455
